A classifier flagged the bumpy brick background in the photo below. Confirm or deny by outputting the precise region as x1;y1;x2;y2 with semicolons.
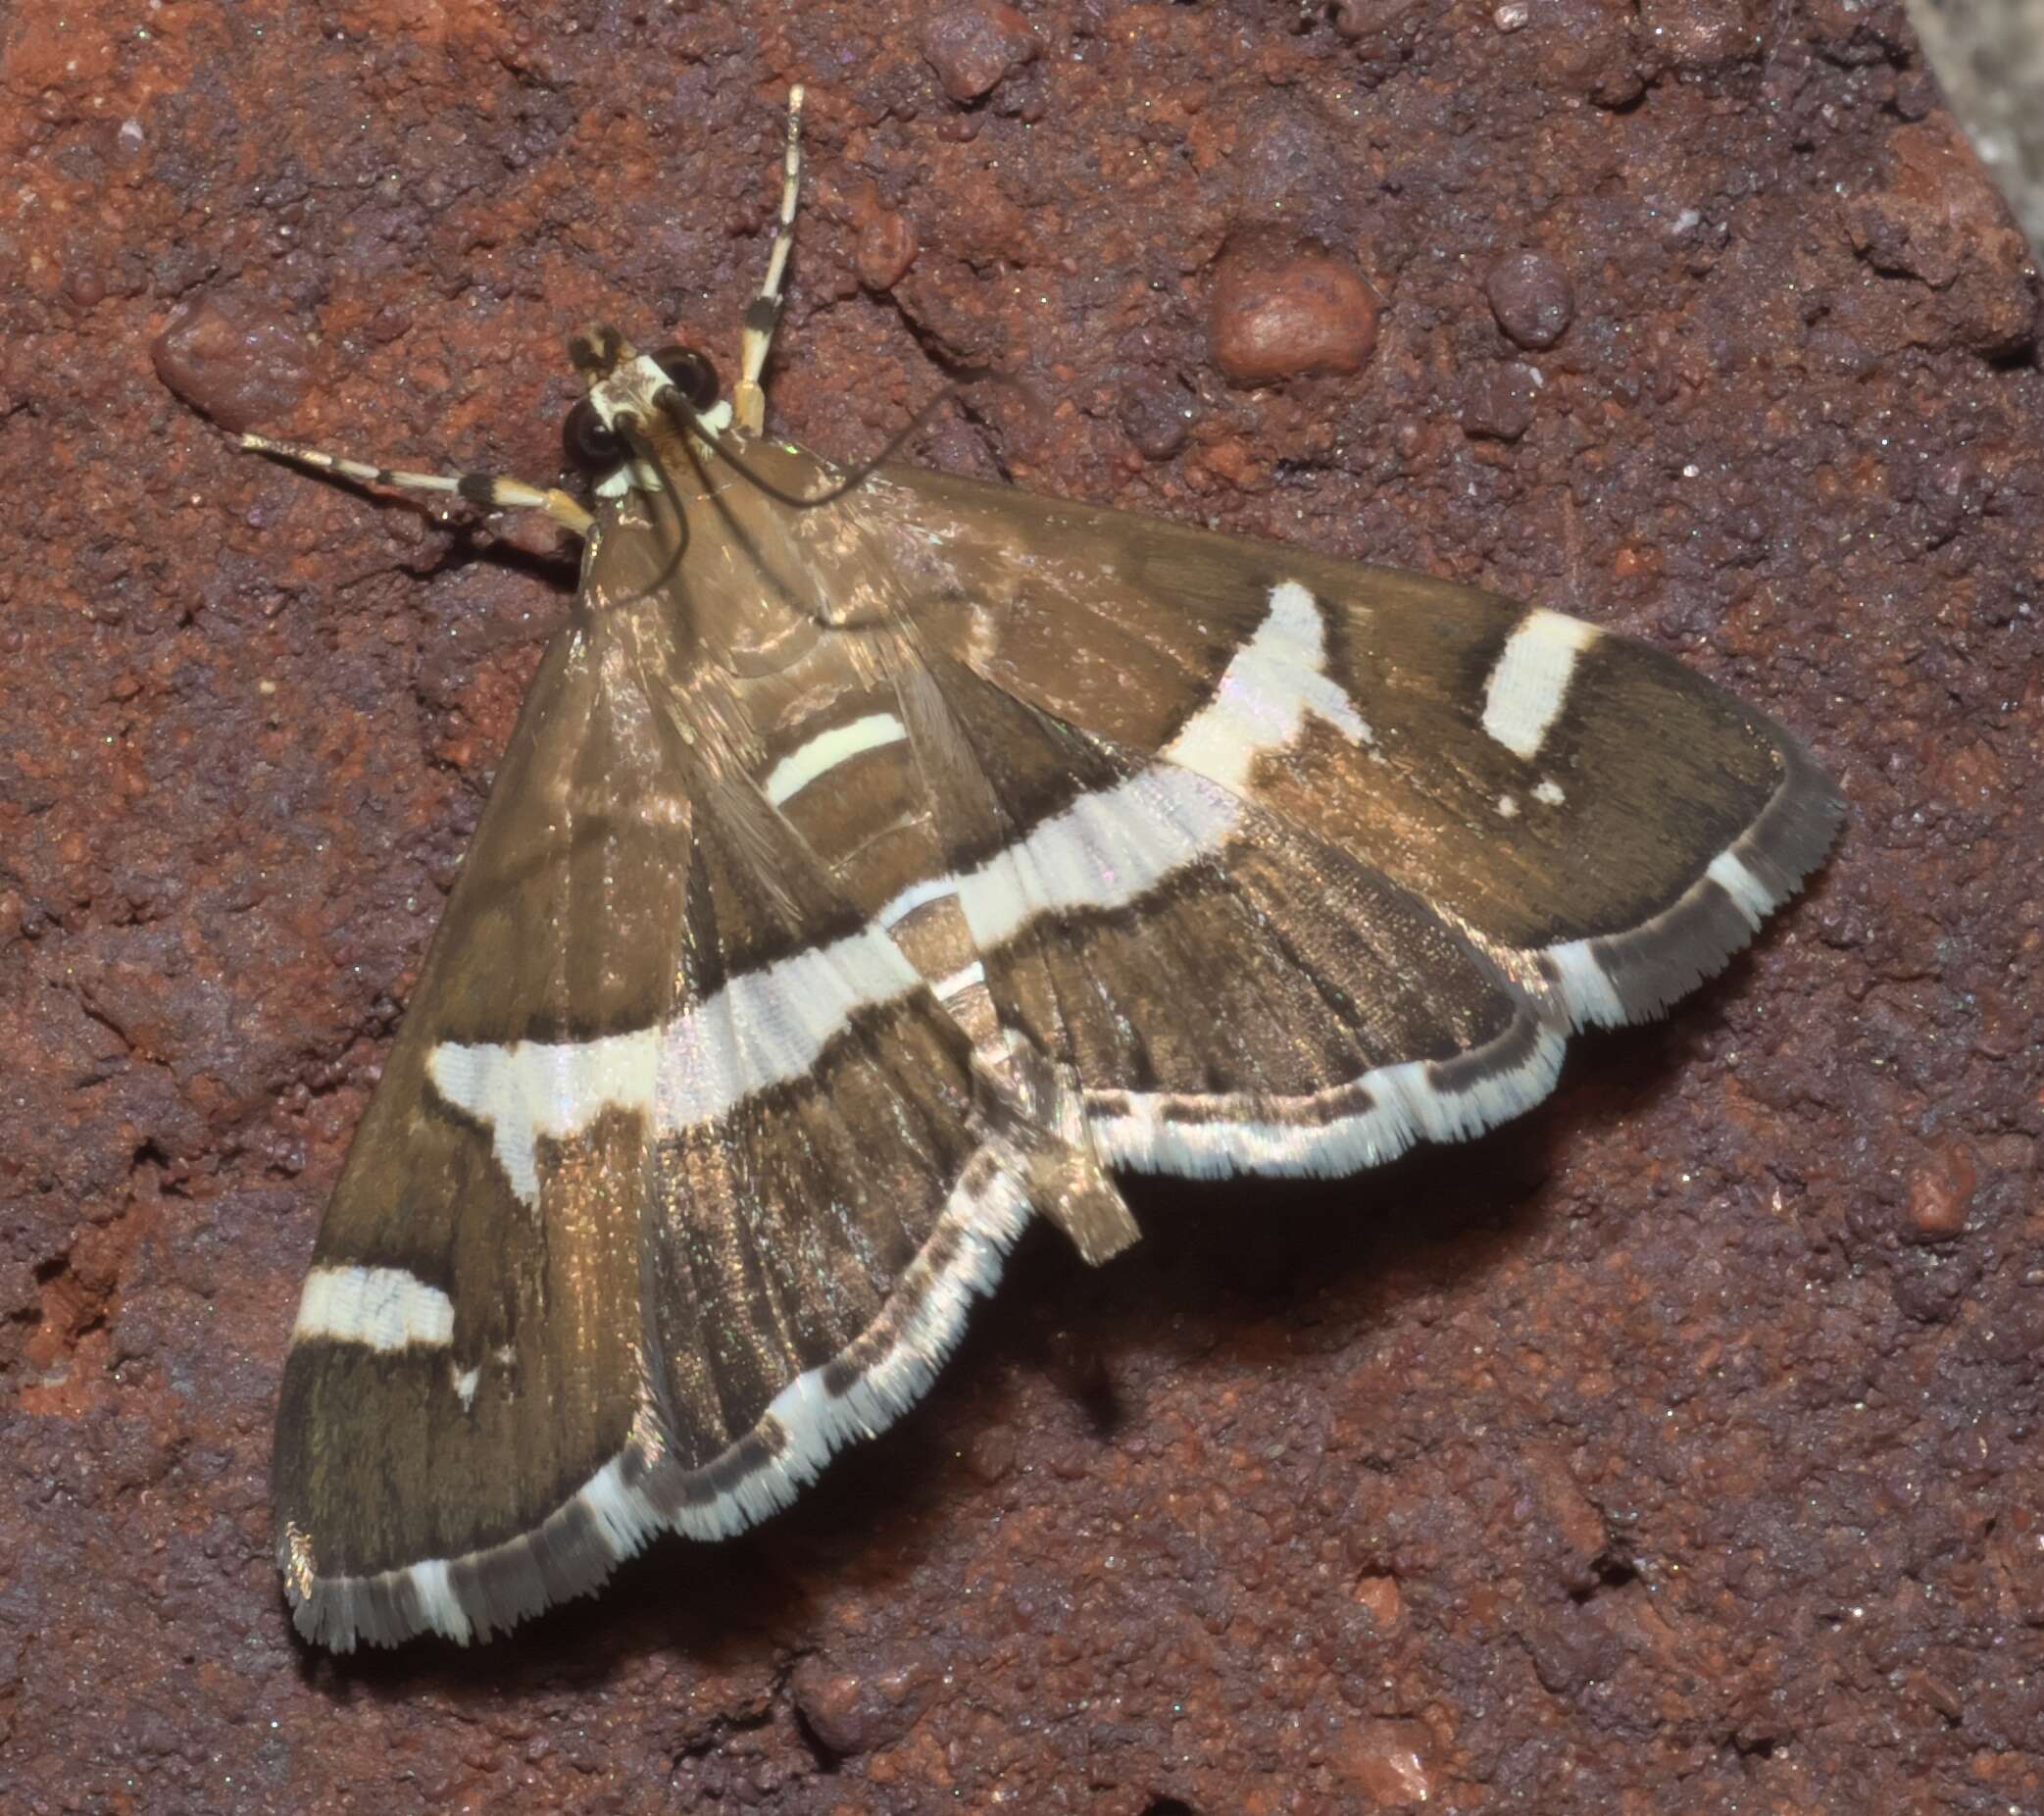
4;2;2040;1811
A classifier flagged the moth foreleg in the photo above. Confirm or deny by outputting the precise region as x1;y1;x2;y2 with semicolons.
732;83;805;439
237;433;596;536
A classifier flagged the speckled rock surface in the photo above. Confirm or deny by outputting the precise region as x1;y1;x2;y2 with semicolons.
4;2;2041;1811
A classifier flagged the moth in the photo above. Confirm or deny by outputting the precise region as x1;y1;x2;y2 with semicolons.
249;89;1841;1651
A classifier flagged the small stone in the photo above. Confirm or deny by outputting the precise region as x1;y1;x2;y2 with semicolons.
1334;0;1423;38
1521;1603;1622;1694
1485;249;1575;349
1209;239;1379;387
1461;361;1539;441
920;0;1038;106
1337;1717;1434;1807
788;1652;928;1758
151;292;315;432
1119;380;1194;461
1353;1573;1404;1627
1905;1142;1978;1240
66;266;107;310
1912;1670;1966;1723
1639;0;1762;71
857;210;918;292
967;1425;1017;1483
1529;0;1643;106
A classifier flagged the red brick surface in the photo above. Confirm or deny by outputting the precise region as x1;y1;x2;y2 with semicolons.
3;2;2040;1810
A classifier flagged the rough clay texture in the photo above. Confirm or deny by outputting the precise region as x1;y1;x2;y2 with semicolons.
3;3;2040;1812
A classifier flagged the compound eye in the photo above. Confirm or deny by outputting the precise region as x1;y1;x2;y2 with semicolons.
562;397;623;473
652;344;719;411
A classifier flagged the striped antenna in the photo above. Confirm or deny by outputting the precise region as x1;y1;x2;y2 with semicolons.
732;84;805;437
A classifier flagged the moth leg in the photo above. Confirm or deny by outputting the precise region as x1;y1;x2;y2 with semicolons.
731;83;805;439
237;433;596;536
972;1032;1141;1266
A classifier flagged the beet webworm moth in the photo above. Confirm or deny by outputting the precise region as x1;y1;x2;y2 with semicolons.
244;88;1842;1650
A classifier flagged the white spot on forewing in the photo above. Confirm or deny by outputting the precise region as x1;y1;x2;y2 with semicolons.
1496;793;1519;818
453;1365;480;1410
1480;609;1601;761
1533;779;1567;806
428;927;922;1204
1165;580;1371;793
762;712;907;806
1707;849;1773;928
293;1265;455;1351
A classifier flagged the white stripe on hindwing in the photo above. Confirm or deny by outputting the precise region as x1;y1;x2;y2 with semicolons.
955;765;1240;950
1089;1023;1566;1179
426;581;1367;1205
1480;609;1601;761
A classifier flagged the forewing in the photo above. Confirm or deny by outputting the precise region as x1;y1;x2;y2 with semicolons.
275;513;1033;1651
273;604;698;1650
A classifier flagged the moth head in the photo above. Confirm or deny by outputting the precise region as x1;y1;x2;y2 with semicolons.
563;323;731;497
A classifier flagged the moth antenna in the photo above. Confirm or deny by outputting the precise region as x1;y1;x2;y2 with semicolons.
732;83;805;439
663;371;1033;513
615;418;694;599
237;432;596;536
